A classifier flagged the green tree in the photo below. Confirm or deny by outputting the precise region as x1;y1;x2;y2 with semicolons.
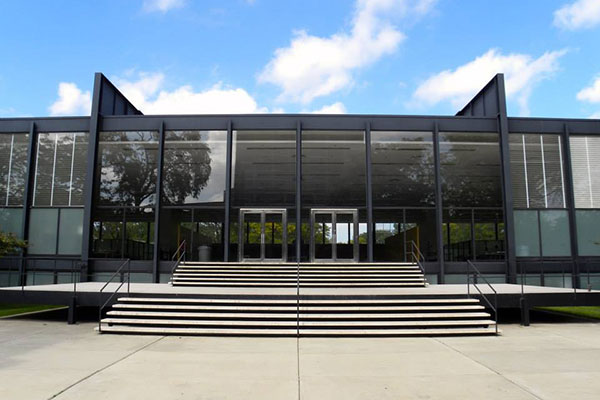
0;232;27;257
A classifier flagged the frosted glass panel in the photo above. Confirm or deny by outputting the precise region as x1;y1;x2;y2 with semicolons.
28;208;58;254
58;208;83;254
540;210;571;256
514;210;540;257
576;210;600;256
0;208;23;237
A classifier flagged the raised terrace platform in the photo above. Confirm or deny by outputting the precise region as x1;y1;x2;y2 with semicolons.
1;282;598;310
2;282;600;336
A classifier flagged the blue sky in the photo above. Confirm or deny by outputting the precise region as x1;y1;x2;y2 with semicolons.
1;0;600;118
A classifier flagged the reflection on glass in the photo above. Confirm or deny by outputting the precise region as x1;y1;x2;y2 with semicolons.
371;131;434;206
0;133;29;206
264;213;283;259
243;213;261;259
163;130;226;205
232;131;296;207
540;210;570;256
302;131;365;207
97;131;159;207
570;136;600;208
576;210;600;256
313;212;333;259
514;210;540;257
510;134;565;208
33;132;88;207
439;132;502;208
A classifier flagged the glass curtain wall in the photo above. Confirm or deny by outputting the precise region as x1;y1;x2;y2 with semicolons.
302;130;366;261
0;133;29;240
371;131;437;261
570;136;600;256
439;132;504;262
159;130;227;261
510;133;570;258
92;131;158;260
231;130;296;261
28;132;88;255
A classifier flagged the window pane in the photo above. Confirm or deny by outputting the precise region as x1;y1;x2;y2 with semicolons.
576;210;600;256
125;208;155;260
0;133;29;206
514;210;540;257
97;131;158;207
302;131;365;207
405;209;437;262
509;134;566;208
570;136;600;208
0;207;23;237
443;209;472;261
28;208;58;254
58;208;83;254
163;130;227;205
439;132;502;207
92;209;123;258
540;210;571;256
474;209;505;260
371;131;434;206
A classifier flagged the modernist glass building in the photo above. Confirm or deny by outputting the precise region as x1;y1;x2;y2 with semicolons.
1;73;600;288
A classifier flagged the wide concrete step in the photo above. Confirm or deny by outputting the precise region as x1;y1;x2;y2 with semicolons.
173;270;423;278
112;303;485;312
117;297;480;305
179;262;418;267
170;281;426;287
101;317;495;328
96;325;498;336
107;310;492;320
171;276;425;282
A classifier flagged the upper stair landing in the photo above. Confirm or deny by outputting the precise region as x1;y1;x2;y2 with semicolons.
170;262;428;288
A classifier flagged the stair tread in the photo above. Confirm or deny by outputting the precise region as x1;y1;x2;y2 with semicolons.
173;273;425;277
101;318;496;327
106;311;491;319
171;277;425;282
112;304;485;311
171;282;426;287
97;325;499;336
117;297;479;304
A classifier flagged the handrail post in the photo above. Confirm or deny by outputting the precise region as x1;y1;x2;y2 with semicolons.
127;259;131;295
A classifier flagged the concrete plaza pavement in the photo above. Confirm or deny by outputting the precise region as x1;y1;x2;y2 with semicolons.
1;312;599;399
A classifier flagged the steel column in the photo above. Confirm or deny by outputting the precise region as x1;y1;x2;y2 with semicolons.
81;73;104;281
18;122;36;286
561;124;580;288
296;121;302;263
223;120;233;262
365;122;374;262
152;121;165;282
496;75;517;283
433;122;444;283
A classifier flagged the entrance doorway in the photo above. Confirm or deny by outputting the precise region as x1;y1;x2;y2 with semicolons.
238;209;287;262
310;209;358;262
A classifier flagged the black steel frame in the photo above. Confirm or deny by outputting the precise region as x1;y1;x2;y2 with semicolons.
2;73;600;284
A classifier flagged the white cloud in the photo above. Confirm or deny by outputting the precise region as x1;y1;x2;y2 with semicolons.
309;102;347;114
411;48;567;116
114;72;267;114
143;0;186;13
49;82;92;116
554;0;600;30
259;0;436;104
577;75;600;103
590;111;600;118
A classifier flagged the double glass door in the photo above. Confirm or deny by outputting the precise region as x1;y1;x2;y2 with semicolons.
239;209;287;262
310;209;358;262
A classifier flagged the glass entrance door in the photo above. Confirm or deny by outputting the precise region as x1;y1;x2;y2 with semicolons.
310;209;358;262
239;209;287;262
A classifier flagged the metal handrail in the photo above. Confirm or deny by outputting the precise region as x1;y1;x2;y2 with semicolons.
466;259;498;335
97;258;131;332
406;240;426;276
170;240;187;276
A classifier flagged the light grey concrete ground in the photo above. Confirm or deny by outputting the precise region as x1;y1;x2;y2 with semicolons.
1;315;599;400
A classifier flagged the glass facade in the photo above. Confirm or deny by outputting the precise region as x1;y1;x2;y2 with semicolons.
2;112;600;286
510;134;566;209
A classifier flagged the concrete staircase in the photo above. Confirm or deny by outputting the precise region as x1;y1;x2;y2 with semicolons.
170;262;427;288
97;295;498;336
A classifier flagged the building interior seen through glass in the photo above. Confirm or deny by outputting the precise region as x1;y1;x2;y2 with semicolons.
440;132;504;261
